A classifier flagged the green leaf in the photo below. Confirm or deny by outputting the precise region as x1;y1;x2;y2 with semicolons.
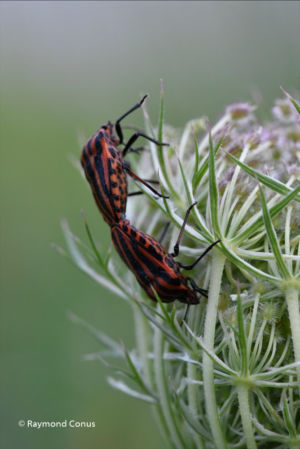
177;398;212;441
259;184;290;279
123;346;158;400
280;389;296;437
178;158;193;205
152;289;193;351
193;133;225;191
138;303;184;351
236;292;248;376
254;360;300;380
184;325;237;376
225;152;300;203
191;129;200;188
87;352;139;382
253;418;292;444
82;213;105;269
208;126;221;237
255;390;286;429
220;243;279;282
107;377;157;403
67;311;123;354
281;86;300;115
234;185;300;244
61;220;127;299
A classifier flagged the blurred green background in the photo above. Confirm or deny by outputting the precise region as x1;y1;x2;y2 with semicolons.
1;2;299;448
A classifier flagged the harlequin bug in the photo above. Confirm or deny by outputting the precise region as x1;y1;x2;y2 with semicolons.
81;95;169;225
111;202;220;305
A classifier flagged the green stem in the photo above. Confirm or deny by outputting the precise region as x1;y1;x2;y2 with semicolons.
236;385;257;449
203;252;227;449
153;320;188;449
133;305;152;385
285;285;300;391
133;305;172;447
187;362;205;449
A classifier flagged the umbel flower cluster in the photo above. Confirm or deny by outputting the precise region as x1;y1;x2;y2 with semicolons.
62;87;300;449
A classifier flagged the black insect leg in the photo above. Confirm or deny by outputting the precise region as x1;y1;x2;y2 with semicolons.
122;132;169;157
182;305;190;324
177;239;221;270
180;279;208;326
187;277;208;298
171;202;198;257
143;179;159;184
124;146;144;155
126;167;169;199
128;179;160;197
115;95;148;144
158;222;171;244
127;191;144;197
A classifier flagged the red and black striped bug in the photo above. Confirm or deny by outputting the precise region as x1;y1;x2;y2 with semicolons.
81;95;169;225
111;202;220;307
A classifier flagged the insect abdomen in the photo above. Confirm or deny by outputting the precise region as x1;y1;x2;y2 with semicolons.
81;130;127;224
111;221;198;304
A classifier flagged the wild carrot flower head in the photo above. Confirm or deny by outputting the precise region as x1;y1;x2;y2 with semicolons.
62;87;300;449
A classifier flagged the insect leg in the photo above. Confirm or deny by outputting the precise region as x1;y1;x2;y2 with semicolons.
142;179;159;184
122;132;169;157
177;239;221;270
115;95;148;144
171;202;198;257
181;304;190;324
128;180;161;197
187;277;208;298
127;191;144;197
158;222;171;244
126;167;169;198
124;146;144;155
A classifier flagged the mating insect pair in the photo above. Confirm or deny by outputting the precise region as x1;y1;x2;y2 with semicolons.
81;96;220;309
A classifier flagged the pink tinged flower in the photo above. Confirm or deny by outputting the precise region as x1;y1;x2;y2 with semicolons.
272;98;300;124
259;127;274;143
243;130;262;148
225;102;256;127
286;162;300;178
287;129;300;143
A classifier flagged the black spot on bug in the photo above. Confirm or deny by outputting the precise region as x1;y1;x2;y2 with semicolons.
165;255;175;269
109;146;117;157
139;236;146;245
95;137;103;150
